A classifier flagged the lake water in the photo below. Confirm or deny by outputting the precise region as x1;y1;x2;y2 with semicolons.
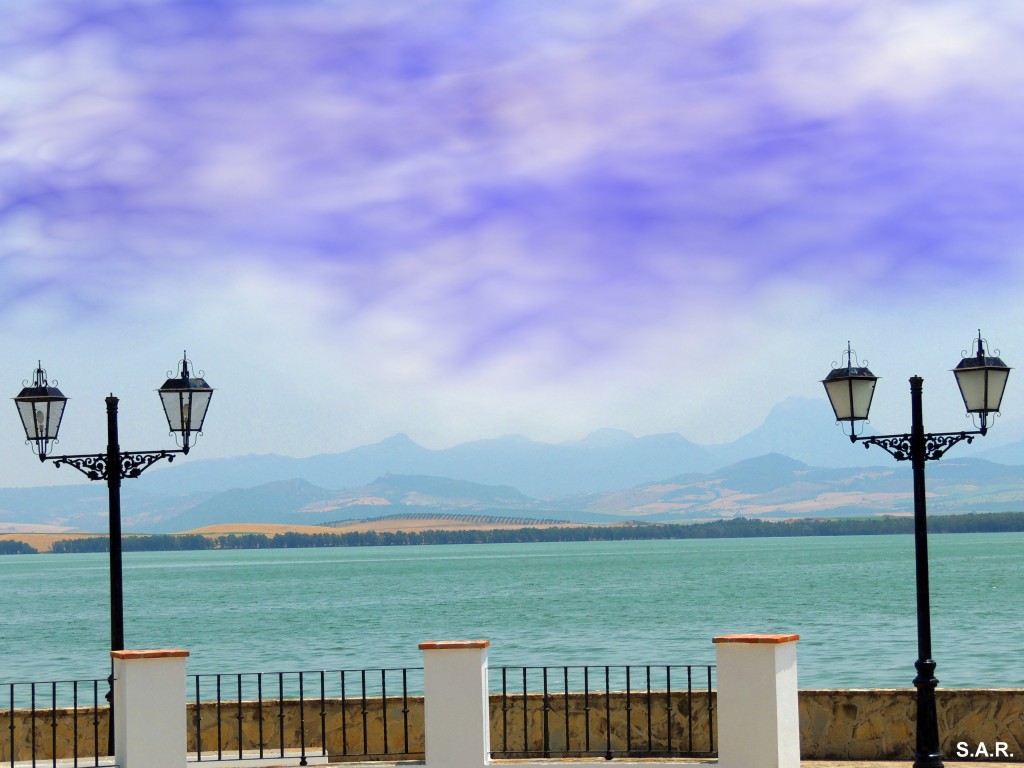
1;533;1022;689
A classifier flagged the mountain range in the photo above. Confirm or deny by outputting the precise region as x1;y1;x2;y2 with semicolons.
2;397;1023;533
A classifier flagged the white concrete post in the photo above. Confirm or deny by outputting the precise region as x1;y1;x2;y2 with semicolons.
420;640;491;768
713;633;800;768
111;649;189;768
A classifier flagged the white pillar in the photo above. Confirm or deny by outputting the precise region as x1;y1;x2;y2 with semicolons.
111;649;189;768
713;633;800;768
420;640;491;768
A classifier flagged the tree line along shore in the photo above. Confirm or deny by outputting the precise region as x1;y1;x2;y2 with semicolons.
1;511;1023;555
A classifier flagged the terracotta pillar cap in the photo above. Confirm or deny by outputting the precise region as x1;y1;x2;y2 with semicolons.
713;633;800;644
419;640;490;650
111;649;190;660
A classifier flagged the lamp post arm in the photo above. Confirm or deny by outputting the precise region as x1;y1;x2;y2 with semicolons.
47;448;182;481
852;430;980;463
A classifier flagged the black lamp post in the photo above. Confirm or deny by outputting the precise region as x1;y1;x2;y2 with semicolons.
822;333;1009;768
13;353;212;743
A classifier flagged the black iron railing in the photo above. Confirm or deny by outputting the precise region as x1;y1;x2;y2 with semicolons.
3;662;714;765
1;679;110;767
489;664;716;759
188;667;424;762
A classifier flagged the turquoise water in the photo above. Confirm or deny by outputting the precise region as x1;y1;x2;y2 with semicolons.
1;533;1022;689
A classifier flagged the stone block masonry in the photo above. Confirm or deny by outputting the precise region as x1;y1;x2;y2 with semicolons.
801;689;1024;761
4;689;1023;763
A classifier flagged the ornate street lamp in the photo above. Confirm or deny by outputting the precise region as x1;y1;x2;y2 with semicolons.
822;343;878;432
158;353;214;454
823;332;1009;768
14;363;68;460
13;353;213;750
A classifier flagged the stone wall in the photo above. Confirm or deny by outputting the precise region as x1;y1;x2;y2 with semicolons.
3;689;1023;763
0;705;109;763
189;697;425;761
801;689;1024;761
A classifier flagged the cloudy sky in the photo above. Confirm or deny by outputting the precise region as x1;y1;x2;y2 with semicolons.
2;0;1024;489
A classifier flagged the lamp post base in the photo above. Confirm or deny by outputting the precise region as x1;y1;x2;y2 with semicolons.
913;658;943;768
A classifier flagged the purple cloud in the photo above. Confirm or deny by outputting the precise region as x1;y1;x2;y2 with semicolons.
3;0;1024;370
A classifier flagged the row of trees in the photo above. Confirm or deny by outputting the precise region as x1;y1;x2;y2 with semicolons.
30;510;1024;554
0;540;37;554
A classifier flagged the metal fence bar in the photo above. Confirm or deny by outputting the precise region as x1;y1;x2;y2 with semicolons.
604;667;612;760
359;670;368;756
687;666;694;754
7;685;13;768
541;667;550;758
646;666;653;751
499;668;508;755
318;671;326;762
235;676;243;760
520;667;527;757
625;667;632;755
707;665;715;753
298;674;306;767
193;675;202;760
340;671;348;757
30;683;36;767
50;681;57;768
380;669;388;756
215;676;223;761
72;682;79;768
562;667;569;754
276;673;285;759
257;674;264;759
666;665;673;753
583;666;591;753
401;668;410;754
92;680;100;767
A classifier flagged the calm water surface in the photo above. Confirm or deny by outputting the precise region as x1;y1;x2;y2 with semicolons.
1;533;1021;689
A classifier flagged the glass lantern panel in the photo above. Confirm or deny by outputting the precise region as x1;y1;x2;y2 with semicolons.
16;398;65;440
160;389;212;432
956;367;1009;413
824;377;875;421
186;390;212;431
160;391;184;431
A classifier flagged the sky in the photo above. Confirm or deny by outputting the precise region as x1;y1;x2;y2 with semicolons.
3;0;1024;489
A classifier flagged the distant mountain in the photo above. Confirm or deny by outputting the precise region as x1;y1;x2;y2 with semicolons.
135;433;436;496
150;479;342;532
349;474;534;507
131;398;892;501
0;484;210;532
146;474;605;532
5;394;1024;533
568;454;1024;521
138;430;718;499
977;438;1024;466
705;397;884;468
3;453;1023;533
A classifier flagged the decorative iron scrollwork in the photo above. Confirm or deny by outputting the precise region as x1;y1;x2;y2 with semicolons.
51;450;178;480
854;431;976;462
858;434;912;461
923;432;974;461
53;454;108;480
120;451;176;479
